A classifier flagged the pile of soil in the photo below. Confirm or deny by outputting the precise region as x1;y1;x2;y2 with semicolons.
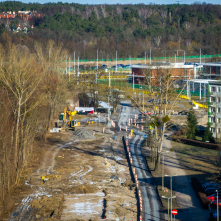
30;195;63;219
73;129;95;140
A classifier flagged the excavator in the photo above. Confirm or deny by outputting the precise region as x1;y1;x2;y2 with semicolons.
63;107;80;130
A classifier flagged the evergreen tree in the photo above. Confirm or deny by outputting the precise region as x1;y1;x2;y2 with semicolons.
202;122;215;143
186;108;198;140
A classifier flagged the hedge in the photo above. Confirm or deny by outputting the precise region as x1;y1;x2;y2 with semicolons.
172;135;220;150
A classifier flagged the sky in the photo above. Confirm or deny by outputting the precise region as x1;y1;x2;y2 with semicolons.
15;0;221;5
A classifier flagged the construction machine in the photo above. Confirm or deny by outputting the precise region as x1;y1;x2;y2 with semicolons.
63;107;80;130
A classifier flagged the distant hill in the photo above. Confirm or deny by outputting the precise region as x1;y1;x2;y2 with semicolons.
0;2;220;59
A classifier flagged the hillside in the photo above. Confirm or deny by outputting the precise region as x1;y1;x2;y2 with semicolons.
0;2;220;59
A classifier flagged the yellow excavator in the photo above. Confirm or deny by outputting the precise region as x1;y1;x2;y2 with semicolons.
63;107;80;130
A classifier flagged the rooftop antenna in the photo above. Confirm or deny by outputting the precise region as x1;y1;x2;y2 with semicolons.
176;0;182;3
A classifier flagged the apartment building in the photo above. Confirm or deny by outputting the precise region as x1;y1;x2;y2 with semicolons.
208;81;221;139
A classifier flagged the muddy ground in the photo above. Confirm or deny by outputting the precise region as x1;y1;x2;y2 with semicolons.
7;125;137;221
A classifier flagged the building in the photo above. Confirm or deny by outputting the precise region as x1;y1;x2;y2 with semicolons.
208;81;221;139
131;63;196;86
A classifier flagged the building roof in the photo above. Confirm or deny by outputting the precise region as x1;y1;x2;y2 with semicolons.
132;63;195;69
208;80;221;86
199;62;221;67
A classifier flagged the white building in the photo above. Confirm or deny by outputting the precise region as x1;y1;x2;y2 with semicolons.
208;81;221;139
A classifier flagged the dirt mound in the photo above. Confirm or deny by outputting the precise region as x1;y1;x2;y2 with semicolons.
63;185;97;194
73;129;95;140
30;195;63;219
122;180;136;190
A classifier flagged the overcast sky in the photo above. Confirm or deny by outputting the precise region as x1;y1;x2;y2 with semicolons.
14;0;221;5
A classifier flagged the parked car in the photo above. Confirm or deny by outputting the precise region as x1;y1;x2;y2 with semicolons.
102;64;107;69
163;99;170;104
203;182;221;190
184;62;189;65
178;110;188;115
211;199;221;207
208;193;221;201
149;98;160;103
205;187;221;195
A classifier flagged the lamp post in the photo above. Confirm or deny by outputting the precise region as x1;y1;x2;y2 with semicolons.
100;51;103;67
116;50;117;73
162;50;166;62
145;52;147;64
217;190;219;221
161;151;169;191
74;51;76;76
165;174;177;221
162;196;176;221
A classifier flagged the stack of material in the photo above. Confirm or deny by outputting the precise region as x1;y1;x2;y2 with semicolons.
73;129;95;140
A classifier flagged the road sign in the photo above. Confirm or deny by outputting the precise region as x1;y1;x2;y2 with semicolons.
172;209;178;216
144;135;148;138
139;93;141;95
142;102;145;104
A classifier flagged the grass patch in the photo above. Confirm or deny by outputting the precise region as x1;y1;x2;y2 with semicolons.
171;141;219;176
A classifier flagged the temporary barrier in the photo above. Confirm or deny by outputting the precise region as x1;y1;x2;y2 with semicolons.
130;158;133;163
133;168;135;174
140;216;142;221
136;180;138;187
139;190;141;197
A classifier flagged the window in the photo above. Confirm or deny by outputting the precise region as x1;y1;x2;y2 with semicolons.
219;87;221;92
218;108;221;113
218;97;221;103
218;128;221;133
212;87;216;92
212;97;216;102
219;118;221;123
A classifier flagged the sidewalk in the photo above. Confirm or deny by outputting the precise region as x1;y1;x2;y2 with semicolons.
163;139;213;221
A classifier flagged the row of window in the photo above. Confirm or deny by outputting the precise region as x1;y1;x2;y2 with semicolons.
211;86;221;92
210;117;221;123
211;97;221;103
210;107;221;113
211;127;221;133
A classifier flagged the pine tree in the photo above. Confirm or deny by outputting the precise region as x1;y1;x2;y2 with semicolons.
186;108;198;140
202;122;215;143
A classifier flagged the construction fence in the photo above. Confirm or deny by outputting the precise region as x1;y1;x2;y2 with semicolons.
72;53;221;63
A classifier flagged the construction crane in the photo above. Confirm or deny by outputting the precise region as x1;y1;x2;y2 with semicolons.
63;107;80;130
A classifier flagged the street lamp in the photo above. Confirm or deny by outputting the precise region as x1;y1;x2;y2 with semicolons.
162;196;176;221
100;51;103;67
162;50;166;62
161;151;169;191
216;190;219;221
145;52;147;64
165;175;177;221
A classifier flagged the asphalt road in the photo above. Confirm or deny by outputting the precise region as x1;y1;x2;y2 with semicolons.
118;104;161;221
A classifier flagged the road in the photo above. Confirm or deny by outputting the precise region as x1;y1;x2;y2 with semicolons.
118;104;161;221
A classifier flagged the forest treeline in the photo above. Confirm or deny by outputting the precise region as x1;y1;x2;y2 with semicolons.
0;40;69;216
0;2;220;59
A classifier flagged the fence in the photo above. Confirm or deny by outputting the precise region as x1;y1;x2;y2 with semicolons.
71;53;221;63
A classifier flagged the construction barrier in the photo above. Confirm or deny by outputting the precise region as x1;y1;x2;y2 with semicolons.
192;100;208;109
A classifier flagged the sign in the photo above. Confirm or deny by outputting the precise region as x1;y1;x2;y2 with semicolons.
142;102;145;104
172;209;178;216
139;93;141;95
144;135;148;138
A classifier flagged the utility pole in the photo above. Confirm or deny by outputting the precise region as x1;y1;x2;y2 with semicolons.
200;48;202;63
133;72;134;91
109;70;111;87
97;49;98;70
150;48;151;64
69;56;70;81
145;52;147;64
74;51;75;76
78;56;79;78
66;55;67;74
116;50;117;73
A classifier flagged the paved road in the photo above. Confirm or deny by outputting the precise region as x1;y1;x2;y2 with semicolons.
118;104;161;221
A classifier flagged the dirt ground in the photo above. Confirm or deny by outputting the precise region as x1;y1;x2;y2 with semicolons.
7;123;137;221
